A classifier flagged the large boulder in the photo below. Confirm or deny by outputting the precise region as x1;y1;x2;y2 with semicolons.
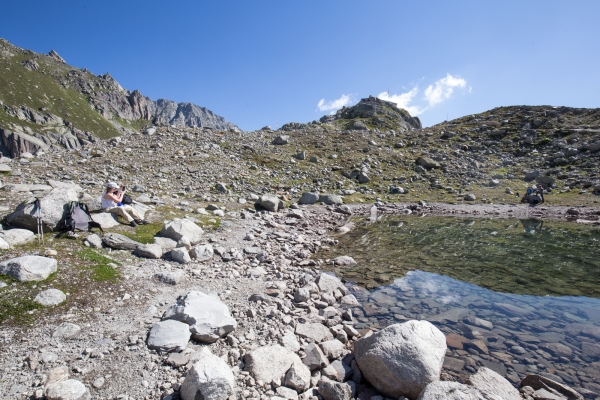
45;379;91;400
181;347;235;400
6;188;78;232
272;135;289;145
162;291;236;343
160;218;204;245
244;344;303;383
0;229;35;246
257;194;284;212
284;362;311;392
416;381;485;400
353;320;447;399
147;319;191;353
102;233;141;250
0;256;57;281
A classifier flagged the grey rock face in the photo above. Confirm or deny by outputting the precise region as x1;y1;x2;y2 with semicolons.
244;344;302;383
160;218;204;245
102;233;141;250
302;343;329;370
353;320;447;399
134;243;163;259
154;236;178;251
464;193;476;201
298;192;319;205
6;188;78;232
0;256;57;281
147;319;191;353
181;347;235;400
284;362;312;392
162;291;236;343
34;288;66;306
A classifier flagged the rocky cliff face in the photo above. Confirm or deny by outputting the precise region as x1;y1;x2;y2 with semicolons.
0;38;238;158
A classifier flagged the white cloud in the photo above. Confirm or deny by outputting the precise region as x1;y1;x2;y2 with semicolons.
317;94;353;114
377;73;468;117
378;88;424;116
423;73;467;107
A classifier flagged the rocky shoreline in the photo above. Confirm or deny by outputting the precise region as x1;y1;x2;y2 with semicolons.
1;191;598;400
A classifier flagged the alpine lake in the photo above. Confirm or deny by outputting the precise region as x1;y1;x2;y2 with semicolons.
320;215;600;390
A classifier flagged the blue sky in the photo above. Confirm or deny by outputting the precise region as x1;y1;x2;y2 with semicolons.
1;1;599;131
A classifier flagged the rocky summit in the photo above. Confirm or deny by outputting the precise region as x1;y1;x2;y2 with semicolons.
1;38;600;400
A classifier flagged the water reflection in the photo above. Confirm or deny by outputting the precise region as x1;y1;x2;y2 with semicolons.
347;270;600;387
322;216;600;388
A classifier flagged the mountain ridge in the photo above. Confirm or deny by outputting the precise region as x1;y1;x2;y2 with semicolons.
0;38;238;157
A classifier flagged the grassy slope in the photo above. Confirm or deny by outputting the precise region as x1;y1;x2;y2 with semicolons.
0;40;121;139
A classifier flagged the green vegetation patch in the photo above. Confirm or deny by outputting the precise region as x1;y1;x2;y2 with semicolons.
76;248;120;281
0;273;56;325
121;222;163;244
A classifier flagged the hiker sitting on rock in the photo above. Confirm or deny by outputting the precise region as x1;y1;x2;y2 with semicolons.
102;182;148;227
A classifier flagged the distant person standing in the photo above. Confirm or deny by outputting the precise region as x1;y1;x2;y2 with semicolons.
101;182;148;227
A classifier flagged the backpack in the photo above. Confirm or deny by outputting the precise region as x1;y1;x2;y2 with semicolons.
64;202;104;233
122;193;133;205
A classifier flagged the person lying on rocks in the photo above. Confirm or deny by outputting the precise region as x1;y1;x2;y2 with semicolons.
101;182;148;227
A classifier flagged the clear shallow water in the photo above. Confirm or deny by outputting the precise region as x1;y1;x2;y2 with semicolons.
323;216;600;389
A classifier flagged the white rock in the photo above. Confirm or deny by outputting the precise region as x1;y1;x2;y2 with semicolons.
0;256;57;281
90;213;120;229
332;256;356;267
317;378;354;400
45;379;91;400
319;340;345;360
155;270;183;285
244;344;302;383
83;234;103;249
257;194;283;212
1;228;35;246
277;386;299;400
147;319;191;352
181;347;235;400
284;362;311;392
295;323;333;343
417;381;486;400
171;247;191;264
154;236;178;251
53;323;81;338
316;273;348;296
163;291;236;343
281;332;301;352
0;237;9;250
190;244;214;261
468;367;521;400
353;320;447;399
35;289;66;306
160;218;204;245
134;243;163;259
